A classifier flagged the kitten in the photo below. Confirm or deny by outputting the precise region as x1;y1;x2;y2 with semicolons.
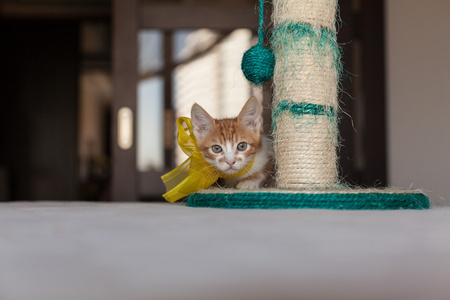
191;96;272;189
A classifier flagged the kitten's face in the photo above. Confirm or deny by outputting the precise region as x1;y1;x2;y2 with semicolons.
191;97;262;175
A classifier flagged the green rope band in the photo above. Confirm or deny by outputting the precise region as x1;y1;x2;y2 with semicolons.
273;100;336;118
271;22;344;79
187;191;430;210
272;100;336;130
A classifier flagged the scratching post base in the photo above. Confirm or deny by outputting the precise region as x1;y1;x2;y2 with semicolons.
187;188;430;210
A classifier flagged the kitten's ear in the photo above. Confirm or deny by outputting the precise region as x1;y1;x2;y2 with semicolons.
191;103;214;139
238;96;262;133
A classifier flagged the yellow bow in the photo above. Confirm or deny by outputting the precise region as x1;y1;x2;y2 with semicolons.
161;117;254;202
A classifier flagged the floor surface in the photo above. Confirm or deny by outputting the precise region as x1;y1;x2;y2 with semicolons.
1;202;449;300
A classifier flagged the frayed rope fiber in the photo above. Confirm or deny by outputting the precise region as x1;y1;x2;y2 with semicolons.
187;192;430;210
271;22;343;79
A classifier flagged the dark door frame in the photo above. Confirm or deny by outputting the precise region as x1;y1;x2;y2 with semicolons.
338;0;387;186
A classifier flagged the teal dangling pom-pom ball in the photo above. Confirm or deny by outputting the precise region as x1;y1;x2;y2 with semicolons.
241;0;275;85
241;44;275;85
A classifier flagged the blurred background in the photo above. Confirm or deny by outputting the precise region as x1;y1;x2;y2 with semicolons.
0;0;448;202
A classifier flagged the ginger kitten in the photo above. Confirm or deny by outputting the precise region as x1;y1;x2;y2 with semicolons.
191;96;272;189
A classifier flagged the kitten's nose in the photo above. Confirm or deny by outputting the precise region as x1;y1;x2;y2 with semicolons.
226;160;236;167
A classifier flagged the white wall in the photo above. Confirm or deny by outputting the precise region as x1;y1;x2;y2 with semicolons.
386;0;450;203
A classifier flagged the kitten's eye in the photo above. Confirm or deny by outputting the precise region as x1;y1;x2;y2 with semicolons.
211;145;222;153
237;142;248;151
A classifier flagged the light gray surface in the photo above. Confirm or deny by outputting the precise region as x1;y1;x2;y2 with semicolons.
1;202;450;300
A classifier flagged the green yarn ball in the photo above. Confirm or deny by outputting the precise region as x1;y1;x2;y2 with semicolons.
241;45;275;85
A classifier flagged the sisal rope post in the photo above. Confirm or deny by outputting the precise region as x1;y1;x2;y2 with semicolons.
271;0;341;189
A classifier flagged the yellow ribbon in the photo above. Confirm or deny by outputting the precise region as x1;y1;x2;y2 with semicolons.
161;117;254;202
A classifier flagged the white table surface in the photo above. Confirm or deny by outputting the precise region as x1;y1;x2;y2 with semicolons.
1;202;450;300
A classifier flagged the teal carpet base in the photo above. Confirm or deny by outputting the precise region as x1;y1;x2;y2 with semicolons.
186;189;430;210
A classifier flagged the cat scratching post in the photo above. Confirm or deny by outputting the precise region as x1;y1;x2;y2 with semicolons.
271;0;339;189
186;0;429;209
